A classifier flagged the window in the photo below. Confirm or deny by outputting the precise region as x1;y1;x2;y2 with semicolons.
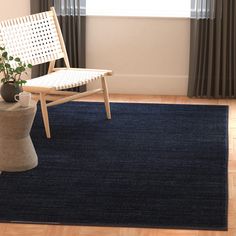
86;0;191;18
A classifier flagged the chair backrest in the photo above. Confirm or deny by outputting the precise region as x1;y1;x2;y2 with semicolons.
0;8;68;67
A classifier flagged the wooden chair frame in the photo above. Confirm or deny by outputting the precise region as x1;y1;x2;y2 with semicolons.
0;7;112;138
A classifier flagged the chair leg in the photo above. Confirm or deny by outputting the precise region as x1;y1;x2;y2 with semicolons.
101;77;111;119
40;93;51;138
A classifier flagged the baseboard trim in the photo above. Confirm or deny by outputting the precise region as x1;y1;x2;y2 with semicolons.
88;73;188;96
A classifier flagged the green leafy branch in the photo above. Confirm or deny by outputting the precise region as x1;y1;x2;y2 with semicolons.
0;46;32;86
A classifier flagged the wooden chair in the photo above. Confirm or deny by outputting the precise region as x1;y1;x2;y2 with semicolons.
0;7;112;138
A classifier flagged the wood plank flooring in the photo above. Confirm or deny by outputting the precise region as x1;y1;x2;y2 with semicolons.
0;94;235;236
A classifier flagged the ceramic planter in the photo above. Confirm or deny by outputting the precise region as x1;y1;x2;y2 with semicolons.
0;82;23;103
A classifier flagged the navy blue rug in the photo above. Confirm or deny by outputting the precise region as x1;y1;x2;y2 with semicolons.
0;102;228;230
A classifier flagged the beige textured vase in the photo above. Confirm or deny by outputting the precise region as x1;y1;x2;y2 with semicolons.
0;100;38;172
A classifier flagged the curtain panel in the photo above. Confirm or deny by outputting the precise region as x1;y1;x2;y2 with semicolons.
30;0;86;93
54;0;86;70
188;0;236;98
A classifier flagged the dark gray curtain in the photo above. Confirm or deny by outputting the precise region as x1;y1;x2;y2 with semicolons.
188;0;236;98
54;0;86;70
30;0;86;92
30;0;54;14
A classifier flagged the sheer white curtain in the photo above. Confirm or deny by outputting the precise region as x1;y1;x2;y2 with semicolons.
191;0;215;19
54;0;85;16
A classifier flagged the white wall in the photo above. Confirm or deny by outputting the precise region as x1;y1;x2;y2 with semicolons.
0;0;31;82
86;16;190;95
0;1;190;96
0;0;30;20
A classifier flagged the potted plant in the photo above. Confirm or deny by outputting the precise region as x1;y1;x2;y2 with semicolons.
0;46;32;102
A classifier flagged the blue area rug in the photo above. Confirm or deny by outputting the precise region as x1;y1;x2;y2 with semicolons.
0;102;228;230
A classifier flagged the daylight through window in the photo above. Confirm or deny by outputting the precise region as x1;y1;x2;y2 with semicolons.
86;0;191;17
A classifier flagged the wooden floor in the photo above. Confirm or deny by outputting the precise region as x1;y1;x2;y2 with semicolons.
0;94;235;236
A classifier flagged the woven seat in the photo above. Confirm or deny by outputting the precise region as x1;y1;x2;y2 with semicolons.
0;8;112;138
25;69;107;90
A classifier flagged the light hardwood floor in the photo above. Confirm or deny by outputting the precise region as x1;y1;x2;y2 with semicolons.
0;94;235;236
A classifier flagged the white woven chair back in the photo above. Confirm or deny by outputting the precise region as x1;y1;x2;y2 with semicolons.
0;11;64;66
